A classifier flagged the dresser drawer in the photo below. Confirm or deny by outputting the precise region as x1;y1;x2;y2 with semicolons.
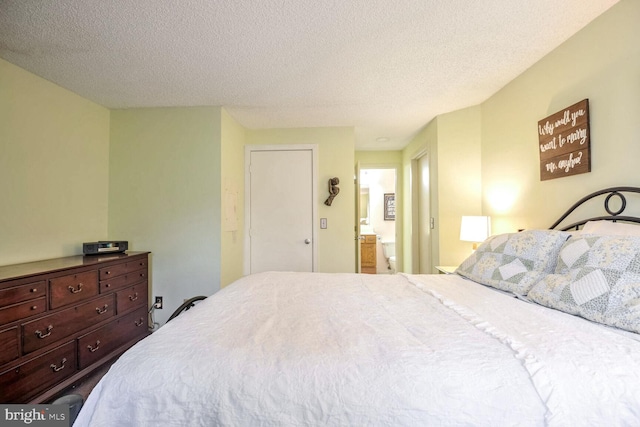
99;262;128;281
99;274;128;293
0;281;46;308
126;257;148;273
77;320;123;369
118;306;148;344
0;341;76;402
0;297;46;324
126;268;148;286
100;268;147;294
116;282;147;315
22;294;115;354
0;327;19;366
77;306;148;369
49;270;98;309
99;257;149;280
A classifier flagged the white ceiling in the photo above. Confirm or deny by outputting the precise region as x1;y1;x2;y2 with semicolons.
0;0;619;150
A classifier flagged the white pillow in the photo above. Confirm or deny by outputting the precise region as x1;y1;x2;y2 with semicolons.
582;220;640;236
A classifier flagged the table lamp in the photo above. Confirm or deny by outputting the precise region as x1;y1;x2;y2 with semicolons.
460;216;491;250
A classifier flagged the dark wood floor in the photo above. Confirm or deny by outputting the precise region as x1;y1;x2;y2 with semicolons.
49;359;115;403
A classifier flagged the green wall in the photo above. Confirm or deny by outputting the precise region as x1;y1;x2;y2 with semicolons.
436;106;482;265
355;151;402;164
109;107;222;325
401;106;482;272
401;0;640;269
481;0;640;234
220;108;246;287
0;58;110;266
246;127;356;272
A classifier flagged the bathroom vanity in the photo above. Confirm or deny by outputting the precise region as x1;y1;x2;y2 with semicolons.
360;234;377;274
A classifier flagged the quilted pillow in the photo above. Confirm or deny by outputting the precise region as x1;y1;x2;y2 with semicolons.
455;229;570;295
528;234;640;334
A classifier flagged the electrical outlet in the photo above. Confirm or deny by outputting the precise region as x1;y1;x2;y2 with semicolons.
154;296;163;309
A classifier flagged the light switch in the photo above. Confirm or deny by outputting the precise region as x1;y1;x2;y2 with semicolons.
320;218;327;229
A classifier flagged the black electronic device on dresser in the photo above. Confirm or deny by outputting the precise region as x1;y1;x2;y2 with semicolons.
0;251;150;403
83;241;128;255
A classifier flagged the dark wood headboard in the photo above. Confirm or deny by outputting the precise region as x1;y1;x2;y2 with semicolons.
549;186;640;231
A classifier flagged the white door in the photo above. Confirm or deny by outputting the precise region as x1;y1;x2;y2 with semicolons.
417;154;432;273
245;146;317;274
355;161;362;272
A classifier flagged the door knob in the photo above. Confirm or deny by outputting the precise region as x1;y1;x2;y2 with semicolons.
304;239;311;244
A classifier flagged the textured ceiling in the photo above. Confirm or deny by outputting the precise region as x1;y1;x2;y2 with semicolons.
0;0;619;150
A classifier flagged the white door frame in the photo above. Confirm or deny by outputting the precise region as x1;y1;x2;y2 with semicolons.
411;148;432;273
354;161;361;272
243;144;318;275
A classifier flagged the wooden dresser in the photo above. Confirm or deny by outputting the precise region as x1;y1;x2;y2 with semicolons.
0;252;150;403
360;235;377;274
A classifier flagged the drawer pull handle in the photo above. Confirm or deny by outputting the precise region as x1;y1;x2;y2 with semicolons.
35;325;53;339
87;340;101;353
140;273;146;278
31;288;38;293
105;283;111;288
31;305;38;310
129;292;138;301
68;283;83;294
135;318;144;327
96;304;109;315
50;358;67;372
105;271;111;275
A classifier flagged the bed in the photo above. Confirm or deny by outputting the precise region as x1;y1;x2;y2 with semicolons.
74;187;640;426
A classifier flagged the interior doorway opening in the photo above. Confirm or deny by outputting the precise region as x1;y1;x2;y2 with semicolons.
358;168;398;274
411;152;432;274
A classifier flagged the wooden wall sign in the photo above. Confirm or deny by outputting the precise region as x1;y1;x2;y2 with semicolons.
537;99;590;181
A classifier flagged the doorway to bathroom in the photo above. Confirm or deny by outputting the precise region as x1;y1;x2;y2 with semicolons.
357;167;398;274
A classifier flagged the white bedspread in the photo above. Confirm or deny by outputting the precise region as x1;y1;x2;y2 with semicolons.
74;272;640;426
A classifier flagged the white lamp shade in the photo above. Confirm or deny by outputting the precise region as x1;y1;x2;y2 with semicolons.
460;216;491;243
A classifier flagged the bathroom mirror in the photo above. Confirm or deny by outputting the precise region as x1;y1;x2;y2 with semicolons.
359;186;370;225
